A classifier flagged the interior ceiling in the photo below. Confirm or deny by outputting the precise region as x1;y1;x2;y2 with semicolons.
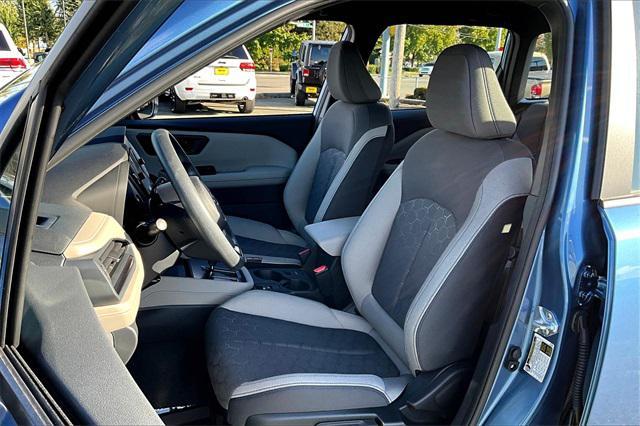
310;0;550;34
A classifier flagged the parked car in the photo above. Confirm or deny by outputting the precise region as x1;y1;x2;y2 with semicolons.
418;62;434;77
489;50;552;98
172;45;256;113
33;51;48;64
0;1;638;426
525;53;552;98
290;40;334;106
0;24;29;88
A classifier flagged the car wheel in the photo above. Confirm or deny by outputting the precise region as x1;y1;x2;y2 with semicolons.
295;87;306;106
173;97;187;113
238;100;255;113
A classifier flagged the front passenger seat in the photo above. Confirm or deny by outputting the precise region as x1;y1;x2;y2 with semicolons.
227;41;394;265
205;44;533;425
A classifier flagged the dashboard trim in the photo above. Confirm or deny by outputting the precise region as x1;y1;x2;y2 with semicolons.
64;212;144;333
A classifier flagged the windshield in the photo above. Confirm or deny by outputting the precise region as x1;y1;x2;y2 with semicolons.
309;44;331;64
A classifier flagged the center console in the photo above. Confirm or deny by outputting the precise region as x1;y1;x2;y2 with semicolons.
251;268;322;301
143;216;361;309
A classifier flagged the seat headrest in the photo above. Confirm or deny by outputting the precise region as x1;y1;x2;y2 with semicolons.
426;44;516;139
328;41;381;104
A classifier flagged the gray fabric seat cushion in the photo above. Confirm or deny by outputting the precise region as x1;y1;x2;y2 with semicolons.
205;290;409;424
225;42;392;262
206;43;532;424
227;216;307;262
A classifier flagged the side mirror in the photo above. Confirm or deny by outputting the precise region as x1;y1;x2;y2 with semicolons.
134;97;159;120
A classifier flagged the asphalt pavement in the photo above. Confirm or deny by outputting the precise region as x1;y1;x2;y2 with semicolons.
153;72;428;119
256;71;430;98
154;95;315;119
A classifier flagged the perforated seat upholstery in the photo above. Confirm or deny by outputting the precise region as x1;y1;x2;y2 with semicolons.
227;41;394;264
206;44;534;425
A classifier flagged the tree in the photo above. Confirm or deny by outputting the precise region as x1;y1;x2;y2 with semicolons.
53;0;82;25
404;25;458;66
458;26;506;52
535;32;553;65
245;24;306;71
0;0;21;42
314;20;345;42
18;0;60;47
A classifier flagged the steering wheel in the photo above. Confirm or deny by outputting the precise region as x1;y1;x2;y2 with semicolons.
151;129;245;270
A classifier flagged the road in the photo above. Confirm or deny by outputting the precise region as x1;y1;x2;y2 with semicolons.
153;72;428;119
256;72;430;98
154;96;315;119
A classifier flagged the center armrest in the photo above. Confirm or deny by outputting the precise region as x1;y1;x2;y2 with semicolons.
304;216;359;257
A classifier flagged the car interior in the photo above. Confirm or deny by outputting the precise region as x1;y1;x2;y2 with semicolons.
15;1;559;425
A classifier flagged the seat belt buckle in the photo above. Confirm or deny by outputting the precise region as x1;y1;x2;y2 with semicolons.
313;265;328;275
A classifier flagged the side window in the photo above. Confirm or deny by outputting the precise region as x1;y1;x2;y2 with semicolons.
0;146;22;264
150;20;345;119
366;25;507;109
525;33;553;99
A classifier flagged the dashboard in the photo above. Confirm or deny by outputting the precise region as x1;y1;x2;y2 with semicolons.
31;128;148;359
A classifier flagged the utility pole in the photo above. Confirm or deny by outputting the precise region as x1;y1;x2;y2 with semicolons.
20;0;30;59
62;0;68;26
379;28;390;98
312;20;316;40
269;48;273;72
389;24;406;109
495;28;503;50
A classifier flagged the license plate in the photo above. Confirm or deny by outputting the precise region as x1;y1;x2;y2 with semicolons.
305;86;318;94
214;67;229;76
210;93;234;99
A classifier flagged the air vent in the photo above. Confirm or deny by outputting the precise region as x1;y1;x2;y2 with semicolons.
98;240;128;277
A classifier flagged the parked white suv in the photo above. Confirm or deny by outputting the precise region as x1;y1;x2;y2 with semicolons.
0;24;29;88
172;45;256;113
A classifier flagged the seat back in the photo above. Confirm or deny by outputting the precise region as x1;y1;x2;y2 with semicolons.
342;44;533;374
284;41;394;237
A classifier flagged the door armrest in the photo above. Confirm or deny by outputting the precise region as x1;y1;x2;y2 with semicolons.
304;216;359;256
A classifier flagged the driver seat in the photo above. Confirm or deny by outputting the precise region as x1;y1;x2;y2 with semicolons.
226;41;394;265
206;44;533;424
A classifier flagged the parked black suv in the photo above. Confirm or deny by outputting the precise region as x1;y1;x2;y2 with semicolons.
290;40;334;106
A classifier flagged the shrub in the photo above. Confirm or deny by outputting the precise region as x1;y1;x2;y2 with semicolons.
413;87;428;100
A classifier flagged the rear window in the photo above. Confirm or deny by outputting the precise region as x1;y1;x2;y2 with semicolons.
524;33;552;100
0;33;10;51
308;44;331;64
222;46;248;60
530;57;549;71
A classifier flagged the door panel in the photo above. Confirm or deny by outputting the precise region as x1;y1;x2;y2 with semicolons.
123;113;315;227
391;107;430;142
123;113;315;154
126;128;297;188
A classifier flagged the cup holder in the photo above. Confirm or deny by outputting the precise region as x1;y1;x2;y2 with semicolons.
252;269;282;281
282;279;310;291
252;269;313;292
